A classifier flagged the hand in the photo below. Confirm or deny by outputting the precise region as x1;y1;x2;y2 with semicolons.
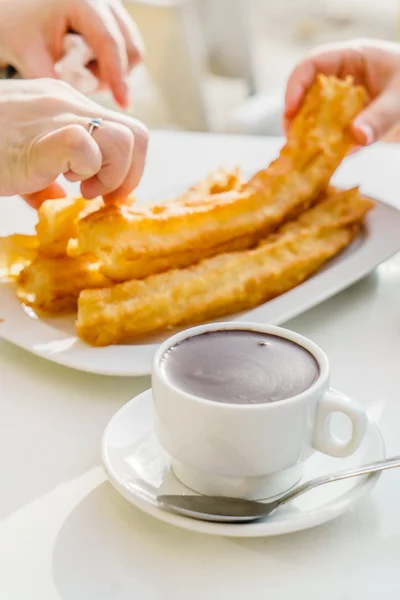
284;39;400;146
0;78;148;207
0;0;144;107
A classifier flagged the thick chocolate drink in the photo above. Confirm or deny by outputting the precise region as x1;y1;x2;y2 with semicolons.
160;330;319;405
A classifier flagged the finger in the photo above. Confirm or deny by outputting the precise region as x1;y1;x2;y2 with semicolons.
69;0;129;107
80;121;134;199
14;35;58;79
103;120;148;203
54;97;149;193
80;107;148;198
346;144;362;156
352;82;400;145
284;59;317;120
382;123;400;143
30;124;102;190
22;182;67;209
283;116;290;137
284;44;365;120
110;0;145;70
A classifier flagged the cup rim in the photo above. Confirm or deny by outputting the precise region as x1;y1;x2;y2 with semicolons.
152;322;330;409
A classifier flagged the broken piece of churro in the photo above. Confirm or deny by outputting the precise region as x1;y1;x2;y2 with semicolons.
0;234;39;279
36;196;108;256
17;254;111;313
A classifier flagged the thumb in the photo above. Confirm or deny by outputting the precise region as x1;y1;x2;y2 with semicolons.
29;125;102;190
352;84;400;146
22;181;67;209
16;36;58;79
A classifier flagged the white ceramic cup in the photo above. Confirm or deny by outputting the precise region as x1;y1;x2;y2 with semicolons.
152;322;368;500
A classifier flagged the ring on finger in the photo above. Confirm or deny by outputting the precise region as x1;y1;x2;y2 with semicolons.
88;118;103;136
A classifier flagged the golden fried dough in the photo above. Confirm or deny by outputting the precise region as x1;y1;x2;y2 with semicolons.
76;75;366;282
77;188;374;346
7;169;252;312
185;167;243;196
0;234;39;279
36;197;86;256
34;168;241;260
36;196;106;256
17;254;111;313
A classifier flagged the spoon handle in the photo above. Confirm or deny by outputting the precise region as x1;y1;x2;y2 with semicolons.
279;454;400;506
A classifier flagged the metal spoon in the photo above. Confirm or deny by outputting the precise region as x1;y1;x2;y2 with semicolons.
157;454;400;523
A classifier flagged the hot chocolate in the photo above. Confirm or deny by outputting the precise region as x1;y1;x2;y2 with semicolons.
160;329;319;405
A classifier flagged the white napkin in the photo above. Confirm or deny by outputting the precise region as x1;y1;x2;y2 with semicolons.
55;34;99;95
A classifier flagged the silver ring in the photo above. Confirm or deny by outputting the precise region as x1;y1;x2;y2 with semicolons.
88;118;103;136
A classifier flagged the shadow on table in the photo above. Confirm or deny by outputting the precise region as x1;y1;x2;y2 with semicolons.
52;482;381;600
0;343;148;519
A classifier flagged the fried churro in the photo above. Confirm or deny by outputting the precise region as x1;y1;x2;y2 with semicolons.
77;188;374;346
8;168;247;312
0;234;39;279
36;196;105;256
17;255;111;313
76;75;366;282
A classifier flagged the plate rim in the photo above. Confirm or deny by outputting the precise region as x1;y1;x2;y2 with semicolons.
101;388;385;538
1;197;399;377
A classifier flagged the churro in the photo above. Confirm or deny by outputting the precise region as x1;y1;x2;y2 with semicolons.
77;188;374;345
76;75;366;281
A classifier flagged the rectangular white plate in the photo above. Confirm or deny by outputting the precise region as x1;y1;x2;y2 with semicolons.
1;135;400;376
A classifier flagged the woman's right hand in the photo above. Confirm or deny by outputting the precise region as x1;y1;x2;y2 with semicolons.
0;0;145;108
0;78;148;207
284;39;400;147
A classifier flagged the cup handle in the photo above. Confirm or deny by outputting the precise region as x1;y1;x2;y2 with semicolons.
313;389;368;458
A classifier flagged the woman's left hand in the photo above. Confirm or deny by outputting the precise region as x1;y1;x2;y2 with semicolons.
0;78;148;206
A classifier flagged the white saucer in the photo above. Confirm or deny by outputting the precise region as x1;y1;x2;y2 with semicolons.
102;389;385;538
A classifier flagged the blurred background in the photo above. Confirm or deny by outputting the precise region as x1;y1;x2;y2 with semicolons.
97;0;398;135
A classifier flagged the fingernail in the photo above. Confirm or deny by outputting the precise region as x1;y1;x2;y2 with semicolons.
124;90;133;112
353;120;375;146
116;81;130;109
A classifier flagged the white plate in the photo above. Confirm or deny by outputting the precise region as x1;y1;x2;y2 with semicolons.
0;196;399;375
102;389;385;538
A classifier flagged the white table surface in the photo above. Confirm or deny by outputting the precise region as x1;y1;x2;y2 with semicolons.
2;132;400;599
